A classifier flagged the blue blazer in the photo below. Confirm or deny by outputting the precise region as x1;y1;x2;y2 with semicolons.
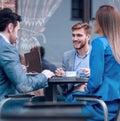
61;49;90;92
62;49;76;71
65;37;120;121
62;49;90;71
0;36;48;102
88;36;120;101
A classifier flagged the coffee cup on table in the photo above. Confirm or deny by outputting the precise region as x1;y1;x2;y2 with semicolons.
65;71;76;77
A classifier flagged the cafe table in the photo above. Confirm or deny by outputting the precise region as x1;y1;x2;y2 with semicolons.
45;76;88;103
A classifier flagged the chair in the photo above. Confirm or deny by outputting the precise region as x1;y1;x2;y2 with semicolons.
31;95;45;102
0;94;48;118
24;50;42;73
73;94;108;121
0;94;34;118
1;102;92;121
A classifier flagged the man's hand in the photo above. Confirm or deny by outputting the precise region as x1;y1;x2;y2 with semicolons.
55;68;65;76
42;70;55;78
21;64;27;72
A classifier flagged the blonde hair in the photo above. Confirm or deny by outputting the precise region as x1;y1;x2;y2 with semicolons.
72;22;91;35
96;5;120;63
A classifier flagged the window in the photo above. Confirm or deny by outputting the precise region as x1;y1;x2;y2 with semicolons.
71;0;91;22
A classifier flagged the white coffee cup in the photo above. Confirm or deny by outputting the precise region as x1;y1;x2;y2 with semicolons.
65;71;76;77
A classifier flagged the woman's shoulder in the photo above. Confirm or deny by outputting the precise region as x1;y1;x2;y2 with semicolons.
92;36;109;48
93;36;108;42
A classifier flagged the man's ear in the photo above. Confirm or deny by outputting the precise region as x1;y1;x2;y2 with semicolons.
87;34;91;40
86;34;91;44
8;23;14;33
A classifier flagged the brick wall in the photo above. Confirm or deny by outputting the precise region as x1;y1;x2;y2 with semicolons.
0;0;16;12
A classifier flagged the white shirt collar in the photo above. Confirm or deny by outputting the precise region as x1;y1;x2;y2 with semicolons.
0;33;10;44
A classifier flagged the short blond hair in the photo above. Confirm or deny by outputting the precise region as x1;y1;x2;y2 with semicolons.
72;22;91;35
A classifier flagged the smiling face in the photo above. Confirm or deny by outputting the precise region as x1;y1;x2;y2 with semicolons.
72;28;90;50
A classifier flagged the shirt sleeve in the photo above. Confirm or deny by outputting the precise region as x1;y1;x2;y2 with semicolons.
87;38;105;93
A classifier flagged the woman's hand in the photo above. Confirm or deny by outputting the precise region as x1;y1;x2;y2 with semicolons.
80;68;90;77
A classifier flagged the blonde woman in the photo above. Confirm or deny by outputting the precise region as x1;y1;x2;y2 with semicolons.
65;5;120;121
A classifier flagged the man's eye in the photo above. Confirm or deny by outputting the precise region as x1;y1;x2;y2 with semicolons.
77;34;82;37
72;34;75;37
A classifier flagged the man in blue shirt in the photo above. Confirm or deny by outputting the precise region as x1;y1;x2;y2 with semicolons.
55;22;91;95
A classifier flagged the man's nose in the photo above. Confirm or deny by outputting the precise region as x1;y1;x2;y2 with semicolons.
73;35;78;40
